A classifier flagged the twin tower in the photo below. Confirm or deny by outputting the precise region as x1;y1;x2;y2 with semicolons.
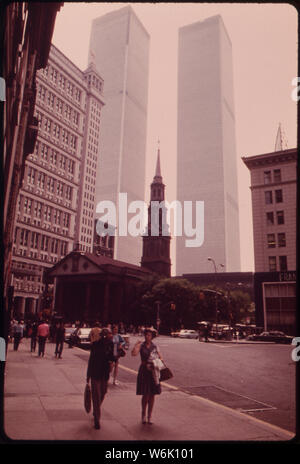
89;6;241;276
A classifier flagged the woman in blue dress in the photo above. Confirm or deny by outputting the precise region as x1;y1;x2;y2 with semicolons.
131;327;163;424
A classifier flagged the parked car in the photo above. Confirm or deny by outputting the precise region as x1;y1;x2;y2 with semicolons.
246;331;293;344
178;329;199;339
64;326;76;344
171;330;181;337
209;324;231;340
69;327;92;348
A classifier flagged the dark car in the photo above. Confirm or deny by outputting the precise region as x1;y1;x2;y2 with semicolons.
246;331;293;344
69;327;92;348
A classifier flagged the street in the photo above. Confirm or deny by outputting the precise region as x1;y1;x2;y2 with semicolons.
119;335;296;433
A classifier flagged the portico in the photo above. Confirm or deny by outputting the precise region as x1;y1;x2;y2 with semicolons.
45;251;152;324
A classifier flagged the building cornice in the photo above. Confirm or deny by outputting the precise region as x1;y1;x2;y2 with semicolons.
242;148;297;169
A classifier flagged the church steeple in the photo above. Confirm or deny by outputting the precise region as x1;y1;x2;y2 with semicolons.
151;140;165;202
141;141;171;277
153;140;162;182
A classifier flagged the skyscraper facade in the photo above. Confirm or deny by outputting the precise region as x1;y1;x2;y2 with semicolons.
89;5;150;265
176;15;241;275
11;44;104;317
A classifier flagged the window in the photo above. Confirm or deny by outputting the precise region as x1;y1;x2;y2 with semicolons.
56;98;63;114
277;211;284;225
273;169;281;183
44;118;51;134
278;233;286;247
265;191;273;205
50;150;57;165
264;171;272;184
279;256;287;271
269;256;277;272
275;189;283;203
266;212;274;225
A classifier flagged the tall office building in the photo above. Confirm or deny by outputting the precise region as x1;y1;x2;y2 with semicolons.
89;5;150;265
176;15;241;275
11;44;104;317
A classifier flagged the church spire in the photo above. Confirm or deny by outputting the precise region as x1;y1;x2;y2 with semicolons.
153;138;162;183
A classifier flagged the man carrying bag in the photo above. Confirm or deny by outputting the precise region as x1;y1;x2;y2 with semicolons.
86;328;114;429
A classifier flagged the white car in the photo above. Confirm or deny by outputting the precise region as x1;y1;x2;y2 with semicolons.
178;329;198;339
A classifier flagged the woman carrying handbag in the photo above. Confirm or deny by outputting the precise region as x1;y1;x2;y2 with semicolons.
131;327;163;425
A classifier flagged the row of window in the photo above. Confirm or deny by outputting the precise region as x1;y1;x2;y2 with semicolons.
265;189;283;205
36;111;77;149
269;255;287;272
266;210;284;226
19;196;71;227
267;233;286;248
42;64;82;103
86;73;103;93
264;169;281;184
36;142;75;174
15;228;68;255
37;84;80;126
26;167;73;200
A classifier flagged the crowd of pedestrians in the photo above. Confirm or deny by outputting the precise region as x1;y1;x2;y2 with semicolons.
9;317;166;431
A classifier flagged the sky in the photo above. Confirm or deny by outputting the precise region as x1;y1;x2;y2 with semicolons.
52;2;298;273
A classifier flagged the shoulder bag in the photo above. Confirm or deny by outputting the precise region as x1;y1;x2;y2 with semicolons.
160;361;173;381
84;382;91;413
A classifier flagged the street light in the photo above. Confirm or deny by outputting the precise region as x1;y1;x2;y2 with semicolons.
155;300;161;335
207;257;217;273
207;257;219;338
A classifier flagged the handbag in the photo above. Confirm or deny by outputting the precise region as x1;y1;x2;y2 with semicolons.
84;382;91;413
160;362;173;381
117;346;126;357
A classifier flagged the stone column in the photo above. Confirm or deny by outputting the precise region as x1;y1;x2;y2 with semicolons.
103;280;110;324
20;297;26;318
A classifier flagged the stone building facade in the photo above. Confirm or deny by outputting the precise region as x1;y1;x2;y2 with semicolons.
242;147;297;334
10;44;105;318
2;2;63;316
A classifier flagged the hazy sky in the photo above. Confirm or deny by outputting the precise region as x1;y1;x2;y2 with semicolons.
52;2;298;273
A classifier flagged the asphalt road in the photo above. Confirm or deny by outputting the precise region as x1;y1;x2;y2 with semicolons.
115;335;296;433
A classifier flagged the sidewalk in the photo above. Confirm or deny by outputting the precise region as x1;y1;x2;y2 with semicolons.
2;338;295;442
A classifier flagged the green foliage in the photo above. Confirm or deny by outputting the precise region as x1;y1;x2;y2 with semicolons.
130;275;254;331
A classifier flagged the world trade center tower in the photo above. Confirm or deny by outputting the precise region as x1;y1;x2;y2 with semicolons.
89;6;150;265
176;15;241;275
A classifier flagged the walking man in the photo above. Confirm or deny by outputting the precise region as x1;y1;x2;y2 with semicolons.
54;321;65;359
37;320;49;357
13;321;23;351
30;321;38;352
86;328;114;429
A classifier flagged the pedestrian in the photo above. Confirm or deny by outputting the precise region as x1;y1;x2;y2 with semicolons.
30;321;38;352
13;321;24;351
54;321;65;359
131;327;163;425
111;324;126;385
86;327;114;430
37;320;49;357
90;321;101;343
204;324;209;342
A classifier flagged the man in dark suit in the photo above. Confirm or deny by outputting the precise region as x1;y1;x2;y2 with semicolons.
86;328;114;429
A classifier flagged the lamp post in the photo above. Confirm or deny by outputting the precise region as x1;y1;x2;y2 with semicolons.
207;257;224;339
155;300;161;335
